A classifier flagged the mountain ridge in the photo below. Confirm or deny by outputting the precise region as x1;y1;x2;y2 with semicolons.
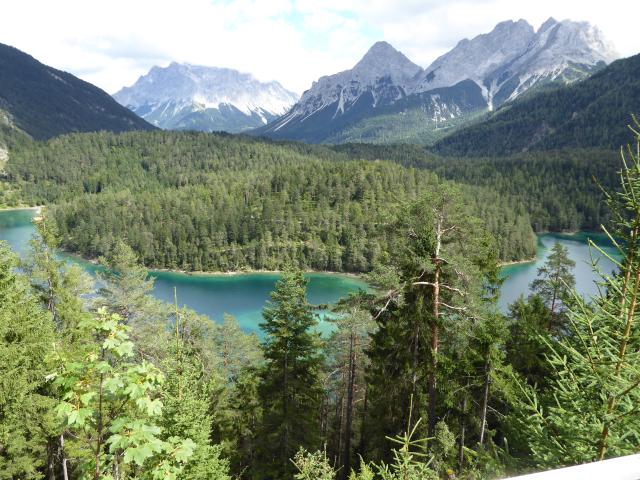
254;17;618;145
0;43;155;140
432;53;640;156
114;63;299;133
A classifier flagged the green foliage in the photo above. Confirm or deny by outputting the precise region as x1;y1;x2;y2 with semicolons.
0;242;56;478
433;54;640;156
365;186;500;460
0;43;154;140
2;130;536;269
51;308;195;479
323;297;376;475
323;108;486;146
505;295;553;388
160;327;232;480
293;416;440;480
512;127;640;467
336;143;619;234
23;216;92;333
255;268;324;479
530;241;576;330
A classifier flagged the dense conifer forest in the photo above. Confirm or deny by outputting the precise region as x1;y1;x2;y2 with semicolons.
2;125;640;479
336;143;619;231
2;131;538;271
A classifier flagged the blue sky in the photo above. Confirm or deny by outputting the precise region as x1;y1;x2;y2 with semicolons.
1;0;638;94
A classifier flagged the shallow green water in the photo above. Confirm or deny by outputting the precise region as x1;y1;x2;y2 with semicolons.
0;209;621;330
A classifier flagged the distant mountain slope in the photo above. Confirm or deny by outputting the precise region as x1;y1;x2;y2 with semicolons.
432;53;640;156
114;63;299;133
255;18;618;145
0;43;155;140
254;42;486;143
418;18;617;108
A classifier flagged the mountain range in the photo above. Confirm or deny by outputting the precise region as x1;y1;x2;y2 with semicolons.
433;52;640;156
113;63;299;133
0;17;632;156
255;18;619;144
0;43;154;140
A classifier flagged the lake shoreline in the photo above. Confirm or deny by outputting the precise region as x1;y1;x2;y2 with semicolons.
60;248;366;281
498;257;536;267
0;205;42;213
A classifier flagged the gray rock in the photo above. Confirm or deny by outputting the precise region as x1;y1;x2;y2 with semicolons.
113;63;299;133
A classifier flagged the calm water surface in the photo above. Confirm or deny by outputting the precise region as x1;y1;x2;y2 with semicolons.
0;209;621;331
498;232;619;310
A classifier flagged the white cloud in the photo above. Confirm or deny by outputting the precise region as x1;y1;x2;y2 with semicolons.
0;0;637;95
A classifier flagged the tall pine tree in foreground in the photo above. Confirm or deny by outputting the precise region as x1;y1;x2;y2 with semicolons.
515;123;640;467
255;269;323;480
365;185;500;466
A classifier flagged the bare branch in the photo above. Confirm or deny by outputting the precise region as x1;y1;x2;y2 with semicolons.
439;302;467;313
373;289;399;320
412;282;466;296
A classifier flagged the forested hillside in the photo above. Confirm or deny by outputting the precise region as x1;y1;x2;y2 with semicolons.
3;131;536;270
432;54;640;156
0;43;155;140
336;143;618;231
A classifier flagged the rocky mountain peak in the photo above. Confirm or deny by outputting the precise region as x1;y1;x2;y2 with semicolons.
353;41;422;81
113;63;298;133
538;17;559;33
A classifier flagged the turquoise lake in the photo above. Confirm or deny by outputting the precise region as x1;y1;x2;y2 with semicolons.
0;208;367;335
0;208;621;331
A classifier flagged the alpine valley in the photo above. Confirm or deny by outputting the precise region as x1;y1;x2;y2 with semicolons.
2;9;640;480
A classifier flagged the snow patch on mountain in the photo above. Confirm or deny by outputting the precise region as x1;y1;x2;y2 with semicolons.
113;63;299;132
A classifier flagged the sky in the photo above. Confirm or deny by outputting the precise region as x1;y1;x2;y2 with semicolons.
1;0;639;95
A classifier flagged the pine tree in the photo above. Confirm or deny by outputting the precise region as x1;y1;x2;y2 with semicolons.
365;185;499;461
97;240;158;324
255;269;324;479
22;215;92;478
529;241;575;331
325;294;376;478
160;303;232;480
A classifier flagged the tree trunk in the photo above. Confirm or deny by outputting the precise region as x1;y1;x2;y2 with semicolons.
283;348;290;476
342;333;356;480
46;437;57;480
479;360;490;445
428;215;443;437
458;394;467;472
410;313;421;423
548;272;559;331
60;434;69;480
357;384;368;459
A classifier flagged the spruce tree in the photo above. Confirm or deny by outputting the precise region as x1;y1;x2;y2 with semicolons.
530;241;575;331
255;268;323;479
